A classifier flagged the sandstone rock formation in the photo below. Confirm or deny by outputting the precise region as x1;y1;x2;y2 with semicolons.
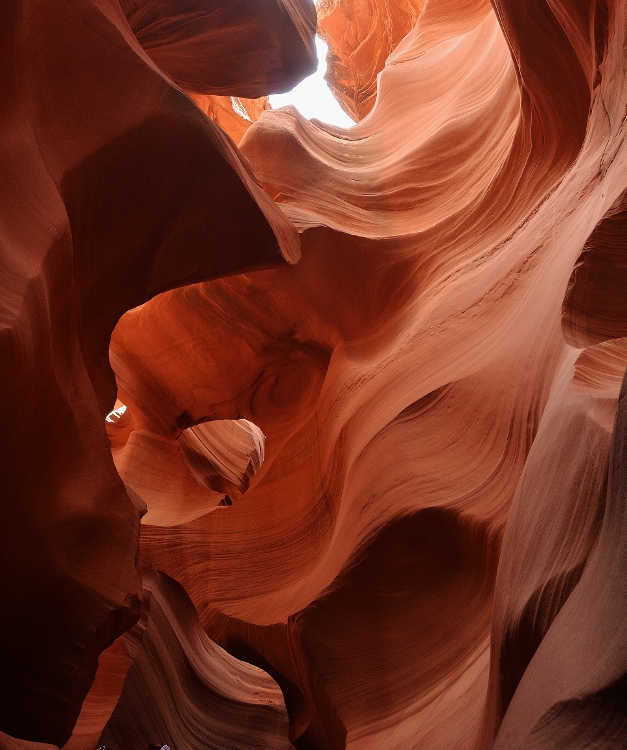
189;95;271;145
1;0;627;748
100;570;292;750
0;0;310;744
317;0;426;119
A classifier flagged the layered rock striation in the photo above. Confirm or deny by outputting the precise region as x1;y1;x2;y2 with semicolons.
1;0;627;748
0;0;311;744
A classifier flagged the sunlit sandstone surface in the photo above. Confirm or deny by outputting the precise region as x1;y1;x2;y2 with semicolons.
1;0;626;748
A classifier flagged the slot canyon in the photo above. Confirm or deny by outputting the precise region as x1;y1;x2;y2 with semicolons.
1;0;626;748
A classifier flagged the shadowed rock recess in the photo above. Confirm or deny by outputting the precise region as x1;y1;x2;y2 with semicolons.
1;0;626;748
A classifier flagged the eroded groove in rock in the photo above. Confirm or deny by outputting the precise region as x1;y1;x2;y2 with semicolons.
562;190;627;347
100;570;291;750
0;0;309;743
482;352;612;744
491;364;627;750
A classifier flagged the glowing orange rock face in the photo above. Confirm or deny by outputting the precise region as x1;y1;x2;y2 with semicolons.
317;0;426;119
190;95;270;144
109;0;627;747
2;0;627;748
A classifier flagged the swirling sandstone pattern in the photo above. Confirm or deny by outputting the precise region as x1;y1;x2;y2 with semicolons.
0;0;309;744
100;570;292;750
1;0;627;748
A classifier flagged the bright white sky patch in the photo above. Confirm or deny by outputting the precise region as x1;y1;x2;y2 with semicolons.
106;403;127;422
270;36;355;128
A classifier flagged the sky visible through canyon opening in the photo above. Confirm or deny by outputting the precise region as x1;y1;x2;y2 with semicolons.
269;4;355;127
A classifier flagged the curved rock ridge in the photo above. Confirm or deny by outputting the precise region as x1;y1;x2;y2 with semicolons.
99;570;292;750
562;189;627;347
119;0;317;97
573;337;627;400
0;0;311;743
108;0;627;747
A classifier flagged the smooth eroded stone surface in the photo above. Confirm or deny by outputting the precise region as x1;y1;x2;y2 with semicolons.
120;0;317;96
177;418;266;499
490;364;627;750
0;0;306;743
563;190;627;347
112;0;627;747
190;95;271;144
100;570;292;750
4;0;627;747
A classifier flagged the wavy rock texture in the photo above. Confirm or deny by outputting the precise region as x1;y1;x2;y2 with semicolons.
3;0;627;748
120;0;317;97
100;570;292;750
0;0;310;744
106;0;627;747
177;419;265;500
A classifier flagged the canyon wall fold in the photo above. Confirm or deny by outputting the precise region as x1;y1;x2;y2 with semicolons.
0;0;310;743
100;569;292;750
1;0;627;748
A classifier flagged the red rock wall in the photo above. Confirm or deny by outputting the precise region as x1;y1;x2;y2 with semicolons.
1;0;627;748
0;0;310;745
